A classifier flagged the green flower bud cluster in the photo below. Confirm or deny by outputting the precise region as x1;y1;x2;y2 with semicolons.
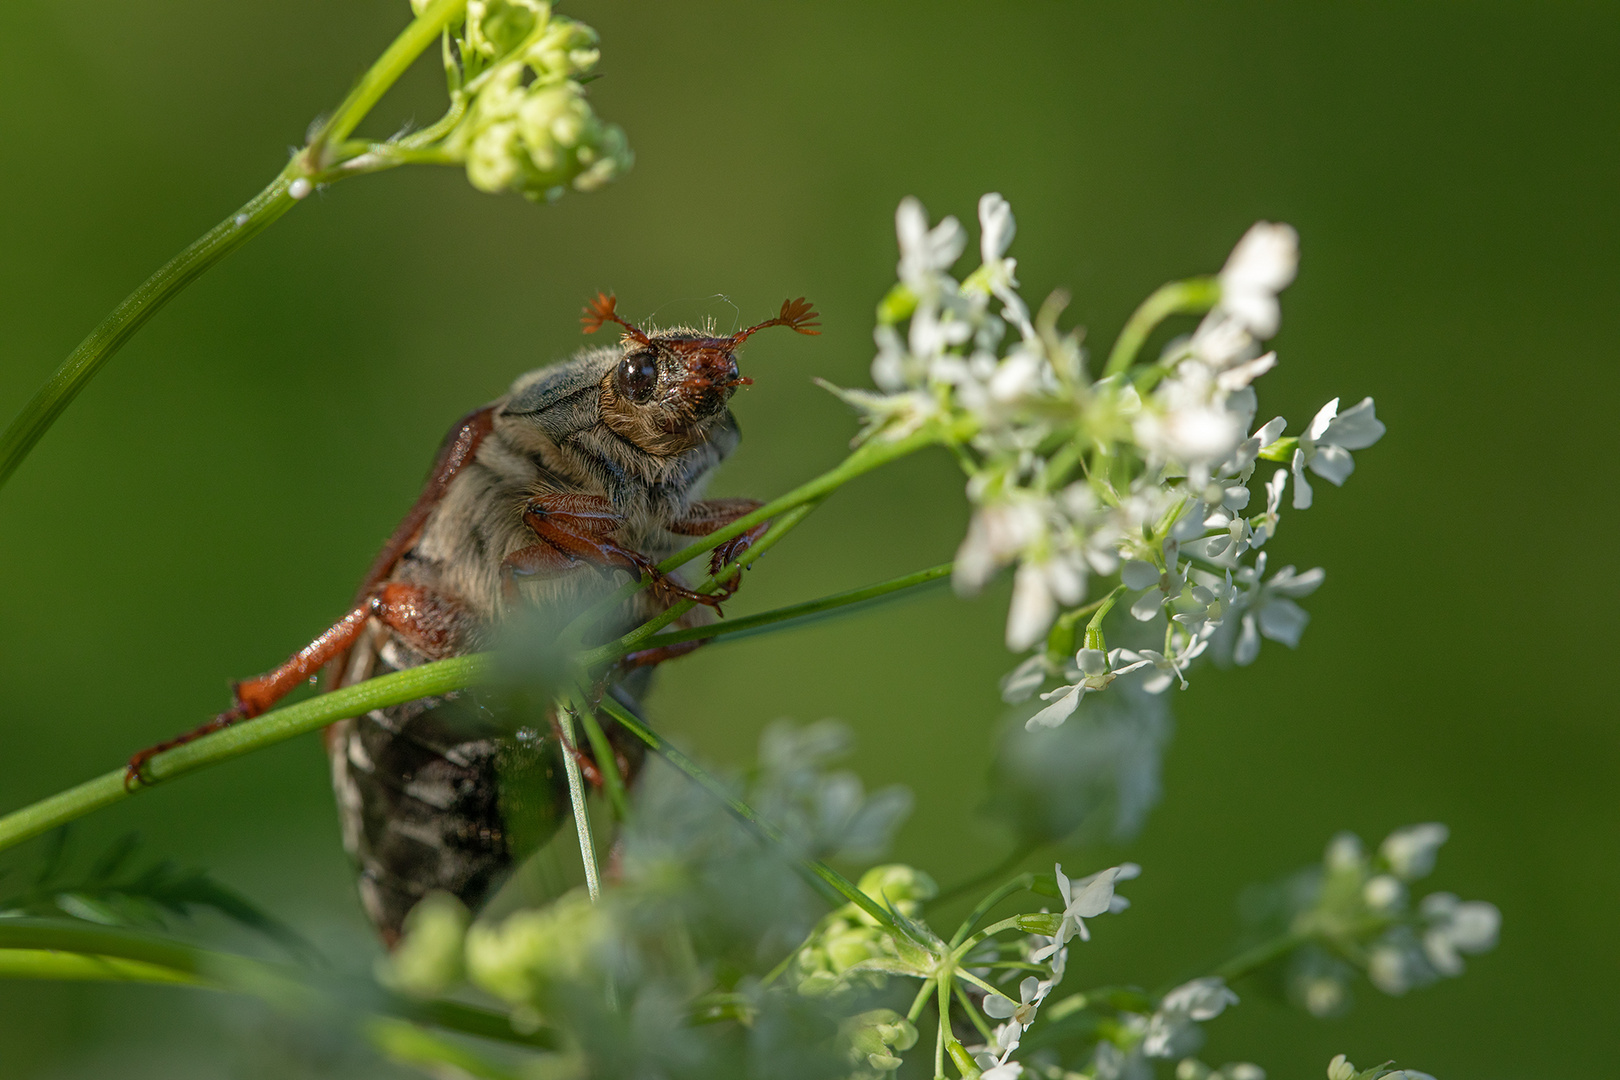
463;888;611;1010
379;891;469;998
842;1009;919;1077
423;0;632;202
792;864;937;996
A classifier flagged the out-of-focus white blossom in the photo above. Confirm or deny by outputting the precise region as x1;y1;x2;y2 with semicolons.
1292;397;1386;509
1420;892;1501;975
1142;978;1239;1059
1380;823;1449;880
1217;222;1298;339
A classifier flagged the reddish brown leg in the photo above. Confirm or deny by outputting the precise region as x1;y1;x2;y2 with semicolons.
125;584;474;788
618;640;708;670
549;712;605;788
668;498;770;601
510;492;725;610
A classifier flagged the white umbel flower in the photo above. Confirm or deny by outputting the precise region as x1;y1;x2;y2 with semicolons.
1141;978;1239;1058
1420;892;1501;976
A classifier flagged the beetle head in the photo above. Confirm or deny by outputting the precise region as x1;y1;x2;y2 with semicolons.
583;293;819;451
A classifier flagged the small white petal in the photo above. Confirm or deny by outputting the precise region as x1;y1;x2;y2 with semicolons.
984;994;1018;1020
1320;397;1385;450
1305;398;1340;441
1122;560;1160;591
1234;613;1261;665
1256;596;1309;646
1308;443;1356;486
1026;686;1082;730
1290;448;1314;510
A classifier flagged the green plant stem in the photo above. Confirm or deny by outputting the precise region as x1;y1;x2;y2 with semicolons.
577;702;629;821
0;655;489;856
953;982;995;1044
311;0;469;155
0;175;297;493
553;707;601;901
931;844;1040;912
0;949;202;986
580;562;953;669
0;918;553;1049
0;564;952;855
0;0;467;497
1101;277;1220;378
1208;928;1311;986
590;694;900;933
948;873;1035;948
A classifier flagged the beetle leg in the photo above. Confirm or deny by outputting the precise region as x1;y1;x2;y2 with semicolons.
517;492;724;610
618;640;708;670
667;498;770;600
125;584;475;788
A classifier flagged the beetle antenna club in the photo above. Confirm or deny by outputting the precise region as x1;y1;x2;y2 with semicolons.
581;291;651;345
727;296;821;346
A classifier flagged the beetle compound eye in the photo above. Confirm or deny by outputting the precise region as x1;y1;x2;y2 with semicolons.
619;351;659;403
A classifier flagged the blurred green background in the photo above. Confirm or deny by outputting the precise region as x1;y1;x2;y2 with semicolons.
0;1;1614;1076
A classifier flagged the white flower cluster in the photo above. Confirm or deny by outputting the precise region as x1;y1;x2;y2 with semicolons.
1292;824;1500;1012
968;861;1136;1076
828;195;1384;727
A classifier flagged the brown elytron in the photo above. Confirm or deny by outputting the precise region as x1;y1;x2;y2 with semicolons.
128;296;818;943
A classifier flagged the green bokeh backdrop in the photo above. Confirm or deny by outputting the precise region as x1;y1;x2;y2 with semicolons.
1;2;1614;1076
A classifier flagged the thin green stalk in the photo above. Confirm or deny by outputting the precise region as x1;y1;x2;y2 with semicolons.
0;564;952;856
934;974;950;1079
0;918;554;1048
953;982;996;1044
0;949;203;986
932;846;1039;912
1101;277;1220;378
553;707;601;901
580;562;953;669
577;702;629;821
906;978;935;1024
310;0;468;155
591;694;901;933
951;916;1028;963
1207;928;1310;987
0;654;490;856
954;969;1002;999
0;0;467;495
0;174;298;492
948;873;1035;948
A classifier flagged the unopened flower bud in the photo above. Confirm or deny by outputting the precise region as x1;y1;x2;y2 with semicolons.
1016;912;1063;935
